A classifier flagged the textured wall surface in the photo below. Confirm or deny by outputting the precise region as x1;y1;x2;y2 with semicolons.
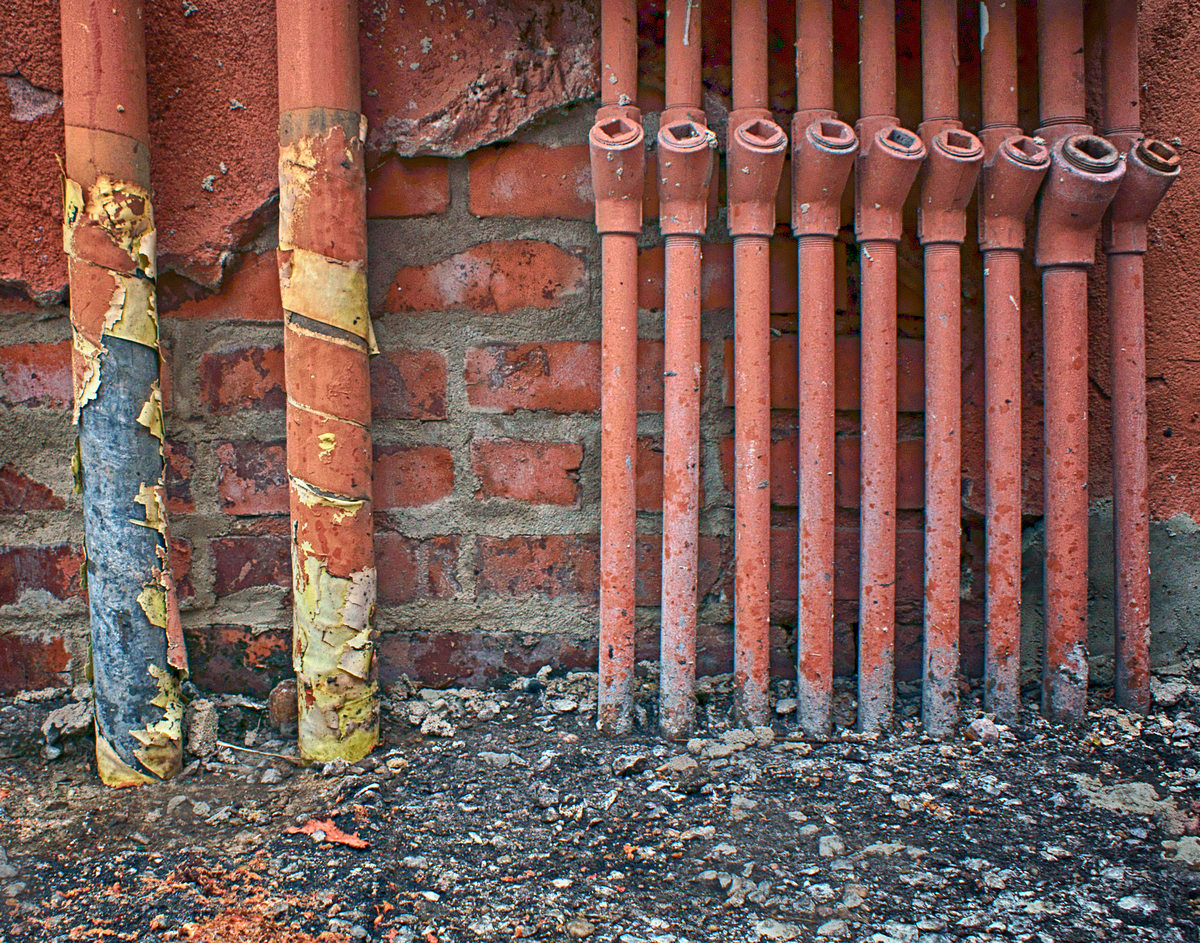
1;0;1197;695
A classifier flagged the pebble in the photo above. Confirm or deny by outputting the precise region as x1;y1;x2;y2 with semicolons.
185;699;219;757
41;701;92;744
964;717;1000;744
260;767;283;784
612;753;651;776
816;919;850;938
420;714;455;737
818;834;845;857
1116;894;1158;916
267;680;298;732
565;916;594;939
774;698;797;715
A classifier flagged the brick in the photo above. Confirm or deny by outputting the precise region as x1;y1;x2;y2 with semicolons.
164;441;195;514
370;348;447;420
375;532;460;605
632;620;794;681
834;437;925;510
376;630;594;689
721;334;925;411
184;624;290;696
468;143;592;219
170;537;194;601
464;339;698;415
374;444;455;508
216;440;287;515
201;345;285;414
0;544;83;605
0;340;71;408
385;240;586;314
465;341;599;414
367;156;451;218
634;533;733;607
633;434;707;511
475;534;600;599
169;249;282;322
0;634;71;694
718;434;923;509
0;464;64;511
211;533;290;596
472;439;583;505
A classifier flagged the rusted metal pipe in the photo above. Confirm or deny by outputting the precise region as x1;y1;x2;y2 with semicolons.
916;0;983;737
60;0;187;787
729;0;786;727
1101;0;1181;714
729;0;786;726
853;0;926;737
658;0;713;738
593;0;644;735
1035;133;1125;722
792;0;857;737
277;0;379;762
977;0;1050;724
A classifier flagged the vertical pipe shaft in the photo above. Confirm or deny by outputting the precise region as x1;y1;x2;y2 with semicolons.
980;0;1019;138
1040;267;1090;720
731;0;768;112
660;233;703;736
277;0;379;762
917;2;983;737
795;0;834;119
665;0;703;118
859;0;897;124
982;246;1025;719
857;238;899;731
796;233;838;731
1037;0;1087;140
733;235;772;724
60;0;187;787
1108;252;1150;710
595;0;643;734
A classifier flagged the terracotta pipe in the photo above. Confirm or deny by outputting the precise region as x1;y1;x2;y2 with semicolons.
853;0;926;737
1101;0;1181;714
1035;133;1125;722
916;0;983;737
60;0;187;787
729;0;786;727
277;0;379;762
659;0;713;739
977;0;1050;724
791;0;857;738
1037;0;1088;145
593;0;644;735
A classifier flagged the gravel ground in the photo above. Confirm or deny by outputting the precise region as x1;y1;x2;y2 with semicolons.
1;664;1198;942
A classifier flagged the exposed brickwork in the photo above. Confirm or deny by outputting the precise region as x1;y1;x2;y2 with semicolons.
0;545;83;605
374;445;455;509
216;440;287;515
370;349;448;421
471;439;583;505
0;465;64;511
0;340;71;408
375;533;460;605
468;143;592;220
169;250;282;322
0;633;71;694
211;534;290;596
475;535;600;599
201;345;285;414
385;241;586;314
367;157;451;218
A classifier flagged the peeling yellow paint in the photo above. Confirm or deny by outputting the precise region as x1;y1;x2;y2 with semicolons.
132;482;168;536
318;432;337;454
137;582;167;628
72;329;103;424
278;247;373;345
130;663;183;780
136;382;165;443
102;273;159;349
96;731;152;788
63;174;157;277
71;437;83;493
292;548;378;763
291;475;365;524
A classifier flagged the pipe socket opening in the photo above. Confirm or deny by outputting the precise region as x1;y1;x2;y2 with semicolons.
1003;135;1050;168
879;126;924;155
809;118;856;151
593;116;642;147
661;120;712;152
1063;134;1120;173
734;119;786;152
1138;138;1182;174
936;129;983;159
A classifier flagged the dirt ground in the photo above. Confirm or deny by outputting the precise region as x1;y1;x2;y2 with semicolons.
1;664;1198;943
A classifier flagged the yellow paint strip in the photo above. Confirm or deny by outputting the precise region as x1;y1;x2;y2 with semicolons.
279;247;371;342
72;329;104;424
63;174;157;277
96;731;152;788
102;272;159;349
131;482;168;536
136;382;165;443
290;475;365;524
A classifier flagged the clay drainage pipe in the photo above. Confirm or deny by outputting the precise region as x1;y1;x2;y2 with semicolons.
728;0;787;727
60;0;187;787
658;0;713;739
1035;0;1125;723
1101;0;1181;713
853;0;927;738
791;0;858;740
917;0;984;737
978;0;1050;724
591;0;645;735
277;0;379;762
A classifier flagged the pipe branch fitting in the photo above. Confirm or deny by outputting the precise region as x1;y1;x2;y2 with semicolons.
589;113;646;235
657;119;716;236
790;116;858;238
1104;137;1181;255
918;128;985;246
855;125;927;242
979;135;1051;251
726;112;787;237
1035;134;1126;268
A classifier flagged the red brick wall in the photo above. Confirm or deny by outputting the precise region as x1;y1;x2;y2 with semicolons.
2;0;1198;693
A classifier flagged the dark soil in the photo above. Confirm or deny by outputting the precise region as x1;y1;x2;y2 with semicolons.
1;669;1198;943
